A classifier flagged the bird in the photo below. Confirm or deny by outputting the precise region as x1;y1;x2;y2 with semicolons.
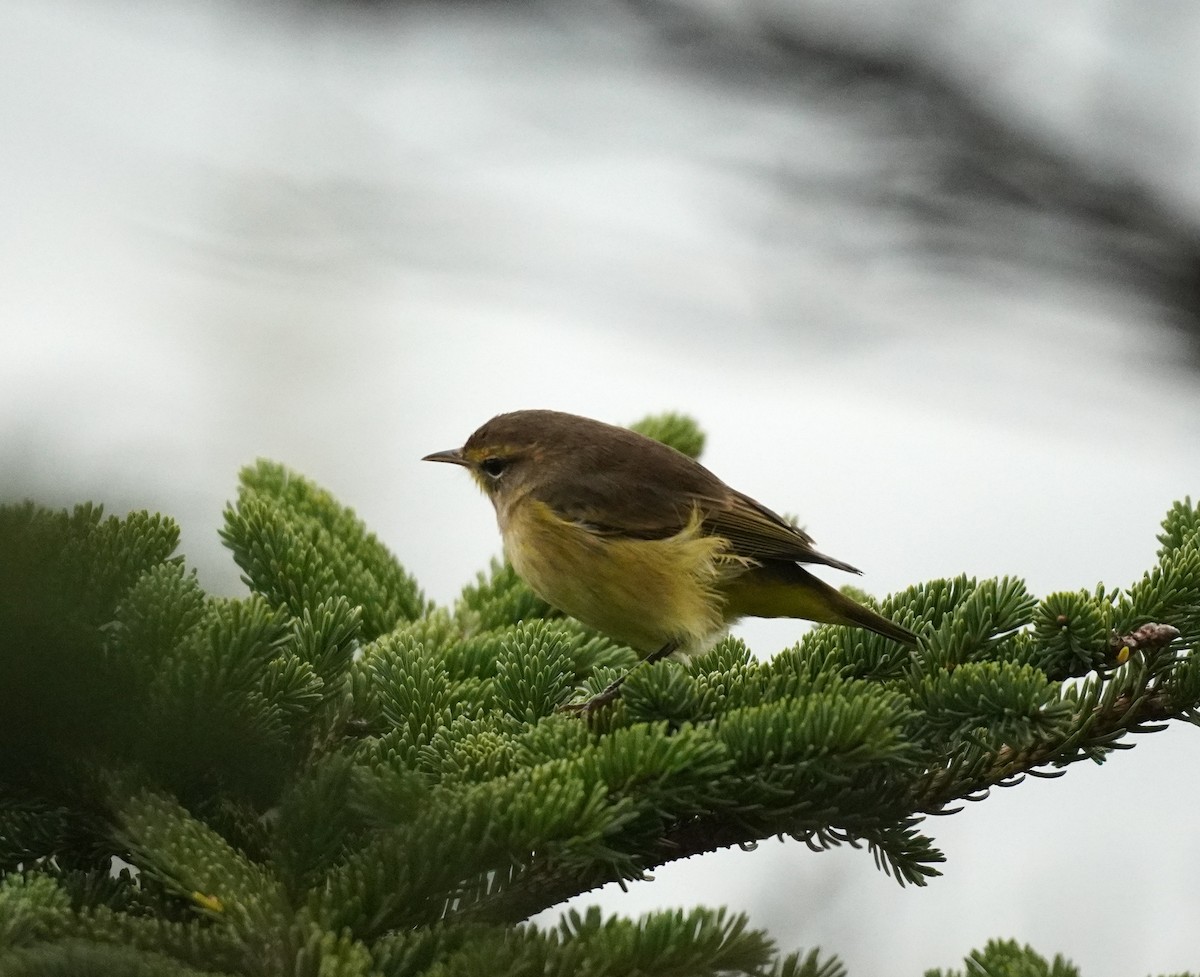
424;409;916;710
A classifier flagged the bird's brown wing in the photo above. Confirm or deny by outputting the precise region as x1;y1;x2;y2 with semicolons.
701;489;861;574
531;428;860;574
529;423;724;537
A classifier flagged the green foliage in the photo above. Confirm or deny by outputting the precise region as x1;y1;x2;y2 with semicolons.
924;938;1079;977
1114;496;1200;661
0;874;72;948
0;941;228;977
628;411;705;459
1156;496;1200;557
775;949;847;977
221;460;428;638
548;905;775;976
1;446;1196;976
367;906;775;977
455;559;557;634
0;503;181;777
909;661;1075;751
1030;588;1115;678
119;791;289;933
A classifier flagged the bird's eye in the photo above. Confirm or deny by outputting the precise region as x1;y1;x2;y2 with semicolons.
480;457;508;479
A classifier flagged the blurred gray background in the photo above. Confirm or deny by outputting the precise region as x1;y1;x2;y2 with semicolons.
4;0;1200;973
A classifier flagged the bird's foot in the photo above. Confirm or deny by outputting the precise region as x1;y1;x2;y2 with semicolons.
557;676;625;717
556;641;675;719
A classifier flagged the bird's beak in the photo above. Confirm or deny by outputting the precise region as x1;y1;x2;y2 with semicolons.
422;448;469;467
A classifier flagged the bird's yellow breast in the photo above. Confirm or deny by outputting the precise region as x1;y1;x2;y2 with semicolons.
499;498;742;656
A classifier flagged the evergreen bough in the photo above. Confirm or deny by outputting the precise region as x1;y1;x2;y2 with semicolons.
1;415;1197;977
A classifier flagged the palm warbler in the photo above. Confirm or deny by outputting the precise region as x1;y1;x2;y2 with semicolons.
425;410;916;706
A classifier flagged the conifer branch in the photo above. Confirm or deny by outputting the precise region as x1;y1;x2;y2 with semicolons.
1;456;1196;977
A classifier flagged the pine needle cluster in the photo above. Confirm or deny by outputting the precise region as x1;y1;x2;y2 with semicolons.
1;416;1197;976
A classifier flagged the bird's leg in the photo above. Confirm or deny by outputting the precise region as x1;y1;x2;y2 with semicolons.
559;641;678;716
642;641;679;667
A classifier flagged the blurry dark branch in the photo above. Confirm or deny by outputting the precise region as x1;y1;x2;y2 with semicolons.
625;0;1200;357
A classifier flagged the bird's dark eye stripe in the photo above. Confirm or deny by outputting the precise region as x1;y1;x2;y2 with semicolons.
481;457;507;477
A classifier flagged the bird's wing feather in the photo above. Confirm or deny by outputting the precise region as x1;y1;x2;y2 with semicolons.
701;490;861;574
531;433;860;574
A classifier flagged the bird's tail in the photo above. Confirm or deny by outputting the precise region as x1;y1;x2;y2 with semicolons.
723;561;917;646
